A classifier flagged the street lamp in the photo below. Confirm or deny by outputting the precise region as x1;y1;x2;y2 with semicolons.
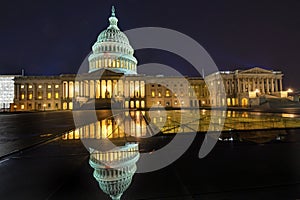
43;104;46;111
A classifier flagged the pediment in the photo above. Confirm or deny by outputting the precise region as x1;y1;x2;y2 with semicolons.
240;67;273;74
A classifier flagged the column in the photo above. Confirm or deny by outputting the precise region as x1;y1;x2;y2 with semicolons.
279;79;282;91
16;84;20;100
261;78;265;94
44;83;47;100
32;84;36;101
252;78;255;91
242;79;246;92
275;79;278;92
271;78;274;93
266;78;269;93
237;78;240;93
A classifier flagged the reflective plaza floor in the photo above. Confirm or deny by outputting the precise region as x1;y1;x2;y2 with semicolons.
0;110;299;199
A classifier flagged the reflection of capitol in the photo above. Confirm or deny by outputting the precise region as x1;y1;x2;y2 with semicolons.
89;143;139;200
62;110;300;141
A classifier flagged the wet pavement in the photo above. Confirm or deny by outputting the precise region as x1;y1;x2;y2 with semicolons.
0;111;299;199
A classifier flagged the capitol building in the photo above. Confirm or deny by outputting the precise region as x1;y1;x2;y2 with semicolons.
0;7;289;112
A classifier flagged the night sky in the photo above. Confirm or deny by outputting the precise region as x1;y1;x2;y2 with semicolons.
0;0;299;89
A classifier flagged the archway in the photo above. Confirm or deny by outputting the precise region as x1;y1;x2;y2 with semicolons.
241;98;248;107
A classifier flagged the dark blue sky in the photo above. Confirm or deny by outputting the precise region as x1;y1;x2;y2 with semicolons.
0;0;299;89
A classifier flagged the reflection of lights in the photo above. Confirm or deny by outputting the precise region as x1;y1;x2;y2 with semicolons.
282;113;295;118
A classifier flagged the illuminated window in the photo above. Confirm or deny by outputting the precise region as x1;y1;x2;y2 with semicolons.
21;93;25;100
37;91;42;99
28;93;32;100
28;85;32;89
47;92;52;99
158;91;161;97
38;85;42;89
21;85;24;89
21;104;25;110
55;92;59;99
135;100;140;108
130;101;134;108
63;102;67;110
125;101;129;108
55;85;59;88
166;89;170;97
141;100;145;108
47;85;52;89
151;90;155;97
69;102;73;110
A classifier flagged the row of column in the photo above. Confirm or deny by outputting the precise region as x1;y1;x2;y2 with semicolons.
62;80;145;99
235;77;282;93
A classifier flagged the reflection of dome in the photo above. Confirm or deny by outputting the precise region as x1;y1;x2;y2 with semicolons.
89;143;139;200
88;6;138;74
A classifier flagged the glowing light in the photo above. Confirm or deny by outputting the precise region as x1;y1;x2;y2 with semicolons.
287;88;293;93
255;89;259;93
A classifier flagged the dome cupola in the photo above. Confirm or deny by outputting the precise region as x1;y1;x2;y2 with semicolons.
88;6;138;74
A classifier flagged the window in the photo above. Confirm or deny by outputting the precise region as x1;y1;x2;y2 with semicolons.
47;92;52;99
151;90;155;97
28;93;32;100
69;102;73;110
55;92;59;99
158;91;161;97
28;85;32;89
48;103;51;108
166;90;170;97
63;102;67;110
38;91;42;99
38;85;42;89
55;85;59;88
47;85;52;89
21;93;25;100
21;104;25;110
21;85;24;89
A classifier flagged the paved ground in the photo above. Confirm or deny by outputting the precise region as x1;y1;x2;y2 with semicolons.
0;128;299;199
0;110;299;199
0;111;75;158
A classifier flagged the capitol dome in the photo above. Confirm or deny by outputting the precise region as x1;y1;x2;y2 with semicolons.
88;6;138;74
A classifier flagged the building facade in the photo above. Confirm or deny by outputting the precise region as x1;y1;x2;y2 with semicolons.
0;75;17;111
206;67;284;107
10;7;287;111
